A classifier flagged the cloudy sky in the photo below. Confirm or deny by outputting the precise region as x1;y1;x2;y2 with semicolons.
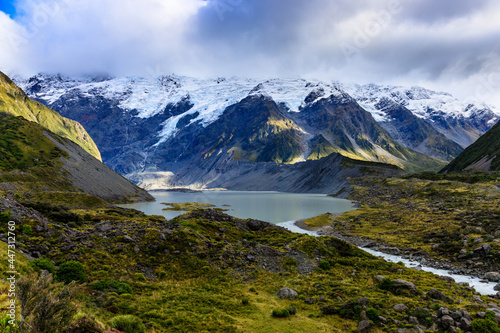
1;0;500;106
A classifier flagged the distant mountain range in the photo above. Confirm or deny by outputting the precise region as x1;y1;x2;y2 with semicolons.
12;74;500;190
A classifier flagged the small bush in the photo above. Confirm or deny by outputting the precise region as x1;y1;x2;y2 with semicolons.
378;278;394;292
272;309;290;318
164;319;174;326
288;305;297;315
0;211;12;223
471;319;500;333
30;258;55;274
241;298;249;305
243;232;254;240
158;271;167;279
338;301;363;320
431;303;442;311
109;315;145;333
319;260;331;270
249;287;257;293
55;261;87;284
485;311;496;321
134;273;146;281
22;225;32;235
366;308;380;322
62;317;103;333
92;279;132;295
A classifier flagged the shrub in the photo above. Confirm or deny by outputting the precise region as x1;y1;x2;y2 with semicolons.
282;257;298;271
366;308;380;322
288;305;297;315
109;315;145;333
319;260;331;270
471;319;500;333
30;258;55;274
485;311;496;321
243;232;254;240
0;211;12;223
62;317;103;333
134;273;146;281
338;301;363;320
164;319;174;326
272;309;290;318
378;278;394;292
158;271;167;279
241;298;249;305
92;279;132;295
17;271;82;333
249;287;257;293
22;225;32;235
55;261;87;284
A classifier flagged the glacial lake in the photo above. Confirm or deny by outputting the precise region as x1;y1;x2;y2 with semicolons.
118;190;355;223
119;190;498;295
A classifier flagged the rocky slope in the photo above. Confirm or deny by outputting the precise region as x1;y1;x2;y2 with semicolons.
0;72;101;161
442;119;500;172
0;114;152;202
131;150;404;192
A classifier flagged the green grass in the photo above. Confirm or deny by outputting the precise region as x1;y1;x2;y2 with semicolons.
161;202;217;211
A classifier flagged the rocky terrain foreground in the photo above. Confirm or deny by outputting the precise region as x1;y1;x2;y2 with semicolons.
304;173;500;282
2;189;500;332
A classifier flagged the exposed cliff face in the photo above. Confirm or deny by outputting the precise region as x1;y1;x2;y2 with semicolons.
442;119;500;173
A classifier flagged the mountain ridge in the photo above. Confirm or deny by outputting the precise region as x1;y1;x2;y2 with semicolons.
441;119;500;173
13;73;500;190
0;72;102;161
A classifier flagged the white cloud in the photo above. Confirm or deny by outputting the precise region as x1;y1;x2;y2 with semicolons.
1;0;500;107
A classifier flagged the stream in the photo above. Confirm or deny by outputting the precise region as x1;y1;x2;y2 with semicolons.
278;221;498;296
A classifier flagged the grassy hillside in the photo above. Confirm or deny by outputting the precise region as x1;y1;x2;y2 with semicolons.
0;114;152;202
0;72;101;161
304;174;500;275
442;120;500;172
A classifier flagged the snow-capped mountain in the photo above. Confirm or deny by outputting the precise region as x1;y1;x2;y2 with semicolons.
342;83;500;147
12;74;500;190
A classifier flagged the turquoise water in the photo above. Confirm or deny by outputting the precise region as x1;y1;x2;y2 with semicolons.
118;191;355;224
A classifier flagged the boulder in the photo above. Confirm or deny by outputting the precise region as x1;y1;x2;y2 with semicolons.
440;315;454;328
427;289;452;303
438;307;450;317
393;304;409;312
123;235;134;243
277;287;298;299
484;272;500;282
357;320;372;332
393;279;416;293
459;317;471;331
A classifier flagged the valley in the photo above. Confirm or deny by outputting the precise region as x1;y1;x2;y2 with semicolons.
1;70;500;333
